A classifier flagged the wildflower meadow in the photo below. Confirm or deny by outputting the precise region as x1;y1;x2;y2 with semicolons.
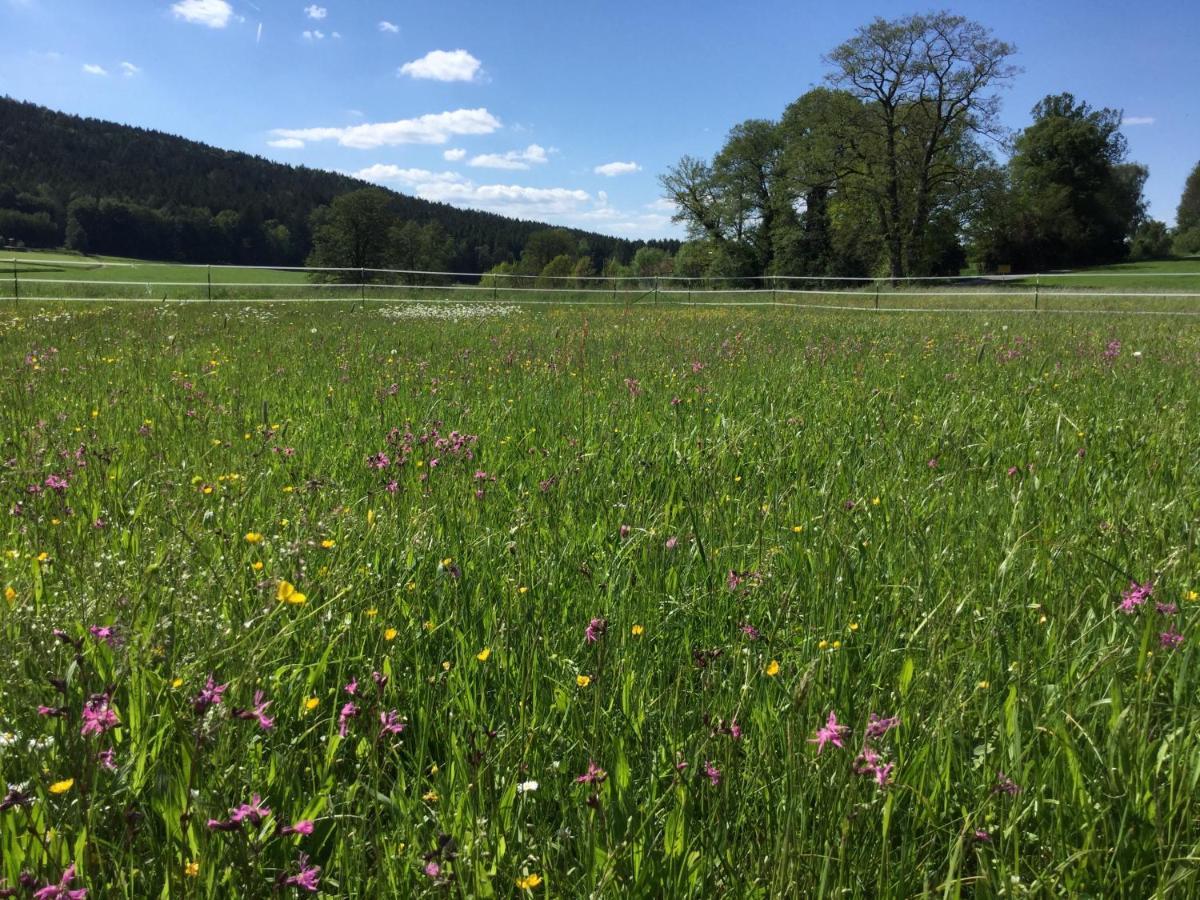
1;300;1198;897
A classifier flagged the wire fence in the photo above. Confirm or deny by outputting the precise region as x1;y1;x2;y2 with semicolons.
5;256;1200;316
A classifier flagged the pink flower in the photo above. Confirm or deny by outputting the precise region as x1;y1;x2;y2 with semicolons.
97;748;116;771
87;625;120;647
808;711;849;754
702;760;722;786
338;702;359;737
619;524;631;539
80;693;119;737
344;677;358;695
1160;628;1184;649
284;854;321;892
575;760;608;785
229;793;272;826
1119;580;1154;614
865;713;900;739
32;864;86;900
379;710;406;735
664;536;678;550
423;861;441;879
994;772;1021;795
584;617;607;644
279;819;314;836
192;675;228;715
233;690;274;730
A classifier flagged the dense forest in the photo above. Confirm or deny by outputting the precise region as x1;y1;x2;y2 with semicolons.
658;12;1199;279
0;96;675;272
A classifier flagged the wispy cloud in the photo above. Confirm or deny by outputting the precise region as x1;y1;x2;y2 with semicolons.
378;20;399;33
303;4;326;19
594;161;641;177
271;108;501;149
353;165;591;218
120;61;141;76
469;144;549;171
302;29;324;40
1121;116;1155;126
256;22;263;43
399;49;481;82
82;63;108;76
171;0;233;28
443;148;466;161
268;138;305;149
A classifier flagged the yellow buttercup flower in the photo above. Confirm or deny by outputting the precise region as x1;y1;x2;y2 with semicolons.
576;674;591;688
320;539;335;549
171;677;184;689
516;873;543;890
366;607;379;617
476;647;491;662
185;861;200;878
3;586;15;604
251;561;264;571
276;580;307;605
422;790;439;803
49;778;74;795
817;640;829;650
244;532;263;544
305;697;320;711
765;660;780;677
631;624;644;636
1188;590;1199;602
384;627;398;641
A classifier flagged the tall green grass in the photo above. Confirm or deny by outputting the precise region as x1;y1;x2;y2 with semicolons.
0;300;1198;897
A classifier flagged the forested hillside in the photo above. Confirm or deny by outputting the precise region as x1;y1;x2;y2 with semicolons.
0;96;671;271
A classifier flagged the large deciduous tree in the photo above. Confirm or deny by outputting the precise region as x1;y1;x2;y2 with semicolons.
1176;161;1200;255
823;12;1017;278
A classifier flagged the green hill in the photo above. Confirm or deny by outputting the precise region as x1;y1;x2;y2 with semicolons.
0;96;674;272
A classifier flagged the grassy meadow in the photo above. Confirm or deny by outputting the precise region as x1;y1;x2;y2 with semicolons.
1;298;1200;897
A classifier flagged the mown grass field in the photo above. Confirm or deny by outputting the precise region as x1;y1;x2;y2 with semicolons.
4;249;1200;313
1;298;1199;897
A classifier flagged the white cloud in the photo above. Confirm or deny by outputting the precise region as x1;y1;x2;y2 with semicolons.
468;143;549;170
1121;116;1155;126
171;0;233;28
302;29;324;40
644;197;677;212
304;4;326;19
332;31;341;38
268;138;305;149
82;63;108;76
352;165;590;217
594;161;641;177
443;148;466;161
256;22;262;43
120;61;141;76
378;20;399;33
271;108;501;149
399;49;481;82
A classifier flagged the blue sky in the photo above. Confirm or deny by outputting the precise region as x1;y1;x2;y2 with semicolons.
1;0;1196;239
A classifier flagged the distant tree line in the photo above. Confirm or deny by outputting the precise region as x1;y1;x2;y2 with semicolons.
0;96;676;271
660;12;1198;278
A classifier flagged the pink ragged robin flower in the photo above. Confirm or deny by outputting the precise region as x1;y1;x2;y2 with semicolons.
278;819;315;836
1119;581;1154;614
229;793;272;826
344;677;358;695
993;772;1021;795
575;760;607;785
702;760;722;786
584;617;607;644
808;711;849;754
379;710;406;735
1160;628;1184;649
338;702;359;737
865;713;900;739
31;863;86;900
282;854;320;892
664;536;679;550
80;693;119;738
192;675;228;715
232;690;274;730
